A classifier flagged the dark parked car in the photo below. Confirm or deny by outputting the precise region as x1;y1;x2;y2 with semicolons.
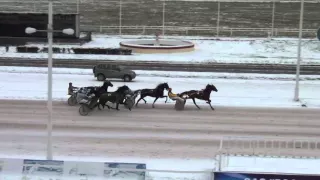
93;64;136;82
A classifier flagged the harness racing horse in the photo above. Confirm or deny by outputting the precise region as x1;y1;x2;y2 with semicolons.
93;80;114;97
68;80;113;106
178;84;218;110
85;80;114;108
135;82;170;108
96;85;133;111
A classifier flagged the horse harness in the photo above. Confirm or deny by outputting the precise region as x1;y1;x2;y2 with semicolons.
190;90;204;96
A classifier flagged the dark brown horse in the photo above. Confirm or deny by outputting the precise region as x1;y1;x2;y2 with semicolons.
135;82;170;108
178;84;218;110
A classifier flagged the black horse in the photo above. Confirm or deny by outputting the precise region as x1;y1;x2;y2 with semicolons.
86;80;114;108
135;82;170;108
97;85;132;111
93;80;114;97
178;84;218;110
74;80;113;97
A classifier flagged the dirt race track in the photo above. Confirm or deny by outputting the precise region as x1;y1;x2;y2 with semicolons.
1;100;320;159
1;0;320;37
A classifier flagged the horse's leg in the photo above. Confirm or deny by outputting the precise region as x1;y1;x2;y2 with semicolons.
142;98;147;104
105;104;111;109
115;103;120;111
136;94;148;106
192;98;201;109
158;95;168;103
152;97;159;108
135;96;144;107
207;99;214;110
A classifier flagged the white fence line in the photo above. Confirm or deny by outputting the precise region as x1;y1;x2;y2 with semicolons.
218;136;320;157
82;25;317;37
1;0;319;37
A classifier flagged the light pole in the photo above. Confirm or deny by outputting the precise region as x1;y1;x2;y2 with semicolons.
294;0;304;101
25;1;74;160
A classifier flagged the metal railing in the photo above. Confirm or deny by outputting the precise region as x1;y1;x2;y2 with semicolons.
218;136;320;158
82;25;317;37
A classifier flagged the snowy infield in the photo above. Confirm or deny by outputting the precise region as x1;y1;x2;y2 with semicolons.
0;66;320;108
1;35;320;65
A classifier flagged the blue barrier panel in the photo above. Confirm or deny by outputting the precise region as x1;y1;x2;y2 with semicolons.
214;172;320;180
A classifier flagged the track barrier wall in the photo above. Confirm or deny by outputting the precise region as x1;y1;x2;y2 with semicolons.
0;158;147;180
0;158;215;180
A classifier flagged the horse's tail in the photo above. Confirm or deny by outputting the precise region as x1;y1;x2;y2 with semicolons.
134;89;142;95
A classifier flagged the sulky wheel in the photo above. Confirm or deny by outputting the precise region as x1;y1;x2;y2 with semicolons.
79;104;91;116
174;98;186;111
124;98;135;110
68;95;77;106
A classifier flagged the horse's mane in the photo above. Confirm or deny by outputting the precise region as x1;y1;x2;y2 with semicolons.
155;83;167;89
102;81;111;87
115;85;129;93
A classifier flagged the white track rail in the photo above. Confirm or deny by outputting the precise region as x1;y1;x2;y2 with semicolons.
218;136;320;158
95;25;317;37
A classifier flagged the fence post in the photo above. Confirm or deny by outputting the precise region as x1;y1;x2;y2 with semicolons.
76;0;80;14
162;0;166;36
271;0;276;37
218;153;222;171
33;0;36;12
216;1;220;37
119;0;122;36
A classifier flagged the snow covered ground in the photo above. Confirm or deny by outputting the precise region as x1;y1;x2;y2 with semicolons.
0;66;320;108
1;66;320;179
224;156;320;174
1;34;320;64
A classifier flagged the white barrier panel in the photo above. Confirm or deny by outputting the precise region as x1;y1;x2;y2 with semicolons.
0;158;146;180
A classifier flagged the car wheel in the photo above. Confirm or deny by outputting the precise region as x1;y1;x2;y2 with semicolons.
97;74;106;81
123;75;132;82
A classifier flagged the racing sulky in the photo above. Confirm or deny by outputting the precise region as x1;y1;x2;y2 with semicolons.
178;84;218;110
96;85;134;111
134;82;170;108
68;80;113;106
